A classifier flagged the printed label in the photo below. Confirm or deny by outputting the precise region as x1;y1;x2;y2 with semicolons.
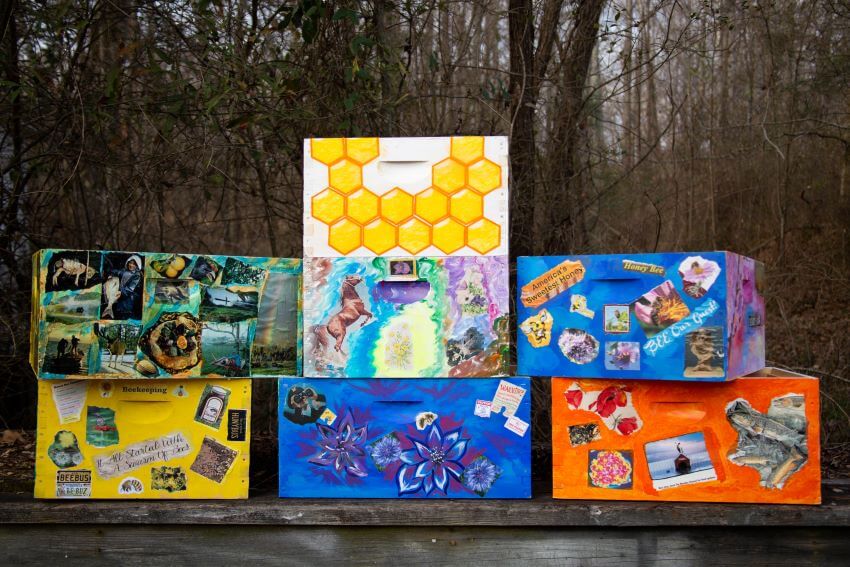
622;260;666;276
56;469;91;498
474;400;492;418
504;415;529;437
520;259;586;308
491;380;527;417
227;409;248;441
51;380;88;424
94;432;191;480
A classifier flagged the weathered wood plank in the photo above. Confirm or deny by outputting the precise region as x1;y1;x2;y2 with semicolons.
0;482;847;527
2;525;850;566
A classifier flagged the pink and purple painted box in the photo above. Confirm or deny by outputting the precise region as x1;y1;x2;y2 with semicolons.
517;252;765;381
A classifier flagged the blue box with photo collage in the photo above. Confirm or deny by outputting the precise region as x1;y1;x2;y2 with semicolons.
516;252;765;381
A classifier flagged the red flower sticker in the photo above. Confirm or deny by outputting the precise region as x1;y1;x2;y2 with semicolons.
590;386;628;418
565;389;583;409
615;416;639;436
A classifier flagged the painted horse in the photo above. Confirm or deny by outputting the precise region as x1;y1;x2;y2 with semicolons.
313;274;373;355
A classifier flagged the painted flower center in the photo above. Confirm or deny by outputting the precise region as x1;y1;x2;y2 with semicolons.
429;446;445;464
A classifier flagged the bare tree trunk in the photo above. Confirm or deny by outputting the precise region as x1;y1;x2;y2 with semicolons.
508;0;535;257
537;0;606;253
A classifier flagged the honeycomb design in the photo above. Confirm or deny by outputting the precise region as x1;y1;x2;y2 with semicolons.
309;136;503;255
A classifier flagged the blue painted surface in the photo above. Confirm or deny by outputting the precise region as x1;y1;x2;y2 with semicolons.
278;378;532;498
516;253;765;381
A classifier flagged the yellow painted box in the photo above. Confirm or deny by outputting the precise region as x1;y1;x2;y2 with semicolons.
35;379;251;499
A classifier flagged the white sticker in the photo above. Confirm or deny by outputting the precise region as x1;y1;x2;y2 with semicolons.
491;380;526;417
118;477;144;495
504;415;529;437
51;380;88;424
474;400;492;418
94;432;191;479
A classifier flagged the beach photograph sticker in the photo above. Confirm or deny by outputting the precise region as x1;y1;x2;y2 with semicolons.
645;431;718;490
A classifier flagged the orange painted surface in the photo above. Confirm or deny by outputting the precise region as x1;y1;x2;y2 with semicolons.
552;369;821;504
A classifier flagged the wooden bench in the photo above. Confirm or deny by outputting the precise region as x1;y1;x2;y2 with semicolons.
1;480;848;564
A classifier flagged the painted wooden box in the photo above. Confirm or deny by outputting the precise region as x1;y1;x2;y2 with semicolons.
35;379;251;499
302;136;510;377
303;256;509;377
30;249;301;379
517;252;765;381
278;377;532;498
551;368;820;504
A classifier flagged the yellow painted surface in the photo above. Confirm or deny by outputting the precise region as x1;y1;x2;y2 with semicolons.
450;136;485;165
397;218;432;254
467;158;502;195
362;219;398;255
380;188;414;224
311;188;346;225
466;218;501;254
431;218;466;254
307;137;505;255
35;379;251;499
328;159;363;194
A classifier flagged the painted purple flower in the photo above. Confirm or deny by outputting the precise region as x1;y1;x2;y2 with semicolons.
461;456;501;496
308;409;368;478
396;420;468;496
370;433;402;471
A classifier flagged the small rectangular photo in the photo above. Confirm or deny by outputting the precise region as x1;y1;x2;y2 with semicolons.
630;280;690;338
41;322;96;375
201;320;254;377
603;305;630;333
220;257;266;286
95;322;140;374
387;259;418;280
604;341;640;371
101;252;144;320
684;326;725;377
588;450;633;489
645;431;717;490
154;279;191;304
200;286;259;322
44;250;102;293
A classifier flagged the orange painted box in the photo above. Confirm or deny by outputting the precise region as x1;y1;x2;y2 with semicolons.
552;368;820;504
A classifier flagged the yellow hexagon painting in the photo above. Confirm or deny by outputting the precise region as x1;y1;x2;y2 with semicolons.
414;188;449;224
431;218;466;254
311;138;345;165
466;158;501;195
397;218;431;254
345;138;380;165
306;136;507;257
311;188;346;225
449;188;484;225
450;136;485;165
363;219;398;255
327;218;362;254
466;218;501;254
380;188;414;225
328;159;363;195
432;158;466;194
347;188;380;225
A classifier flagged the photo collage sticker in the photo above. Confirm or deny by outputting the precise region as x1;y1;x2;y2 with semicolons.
35;250;300;378
518;253;738;380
